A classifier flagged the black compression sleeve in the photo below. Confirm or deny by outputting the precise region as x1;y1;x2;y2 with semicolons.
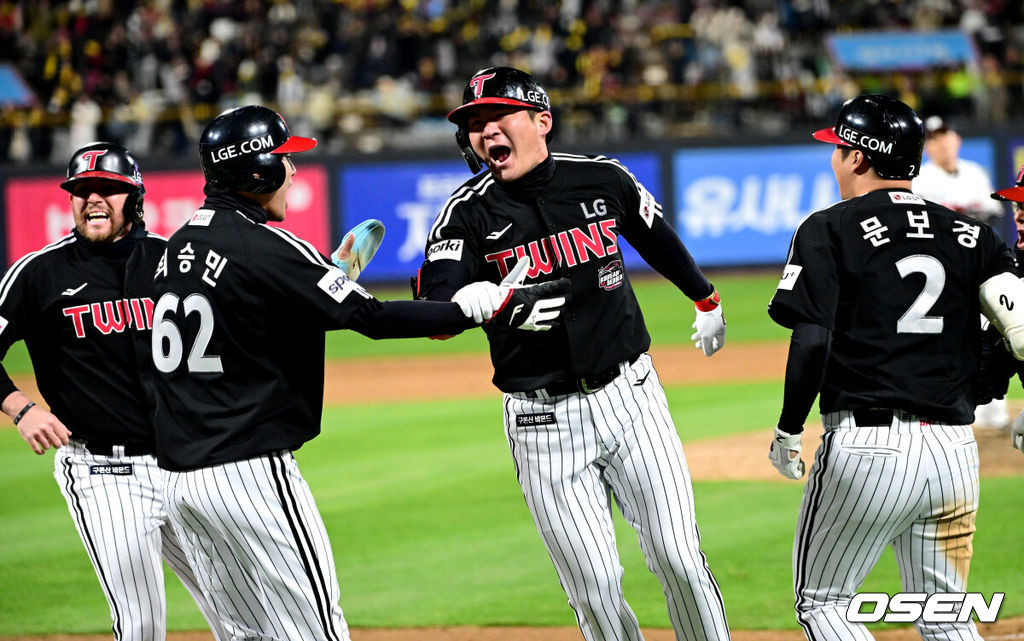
626;217;714;300
346;299;475;339
0;363;16;403
777;322;832;435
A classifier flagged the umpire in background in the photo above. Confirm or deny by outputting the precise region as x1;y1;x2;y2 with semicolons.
416;67;731;641
768;95;1024;640
0;143;226;640
146;105;566;641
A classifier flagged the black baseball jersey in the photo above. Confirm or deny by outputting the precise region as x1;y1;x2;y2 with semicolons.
147;194;379;471
418;152;711;392
0;224;164;446
769;188;1015;423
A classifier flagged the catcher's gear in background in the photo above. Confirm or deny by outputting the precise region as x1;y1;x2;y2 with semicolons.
691;290;726;356
332;219;385;281
812;94;924;180
199;105;316;194
768;427;804;479
60;142;145;222
447;66;552;172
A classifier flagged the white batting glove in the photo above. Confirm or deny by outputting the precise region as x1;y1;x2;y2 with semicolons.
769;427;805;479
452;281;506;323
691;291;725;357
1011;409;1024;454
452;256;534;324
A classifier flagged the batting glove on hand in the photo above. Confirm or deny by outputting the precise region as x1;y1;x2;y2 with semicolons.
332;219;385;281
691;291;725;357
453;281;506;323
1011;409;1024;454
769;427;805;479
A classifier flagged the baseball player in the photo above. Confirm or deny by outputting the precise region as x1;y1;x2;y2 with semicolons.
988;165;1024;453
768;95;1024;641
416;67;731;641
145;105;567;641
913;115;1010;429
0;143;227;641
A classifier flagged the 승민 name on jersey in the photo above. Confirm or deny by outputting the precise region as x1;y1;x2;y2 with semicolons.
63;298;156;338
481;220;620;279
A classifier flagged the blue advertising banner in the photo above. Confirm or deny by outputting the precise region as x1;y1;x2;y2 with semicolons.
674;145;840;266
827;30;977;71
339;153;661;282
673;139;998;267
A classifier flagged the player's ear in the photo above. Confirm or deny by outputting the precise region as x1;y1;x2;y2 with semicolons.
536;111;553;138
851;149;873;176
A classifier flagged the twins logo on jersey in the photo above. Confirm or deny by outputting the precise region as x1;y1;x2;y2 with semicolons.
482;220;619;279
63;298;155;338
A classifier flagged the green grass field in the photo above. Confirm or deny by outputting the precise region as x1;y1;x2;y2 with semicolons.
0;271;1020;635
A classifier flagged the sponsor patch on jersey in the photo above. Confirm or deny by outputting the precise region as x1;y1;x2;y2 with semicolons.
427;239;464;262
516;412;556;427
638;184;658;228
90;464;134;475
889;192;924;205
777;264;802;291
598;259;624;291
188;209;216;226
0;314;7;337
317;268;369;304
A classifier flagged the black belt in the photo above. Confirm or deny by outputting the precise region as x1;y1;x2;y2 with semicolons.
852;409;894;426
78;438;156;457
532;355;639;397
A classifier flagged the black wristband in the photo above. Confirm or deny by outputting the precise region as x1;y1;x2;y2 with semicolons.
13;401;35;425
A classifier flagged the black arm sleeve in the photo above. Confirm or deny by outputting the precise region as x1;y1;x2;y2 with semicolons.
346;299;476;339
0;363;17;402
625;216;714;301
777;322;833;435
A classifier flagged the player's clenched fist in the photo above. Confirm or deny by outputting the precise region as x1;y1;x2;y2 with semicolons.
1011;410;1024;453
691;290;725;357
15;405;71;455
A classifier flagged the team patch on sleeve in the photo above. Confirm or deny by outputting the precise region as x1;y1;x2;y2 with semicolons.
889;192;924;205
427;238;464;262
637;184;659;228
0;314;8;337
777;264;803;291
188;209;216;226
317;268;370;303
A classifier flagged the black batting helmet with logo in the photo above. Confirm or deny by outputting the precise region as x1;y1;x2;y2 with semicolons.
448;67;551;173
60;142;145;222
812;94;924;180
199;105;316;194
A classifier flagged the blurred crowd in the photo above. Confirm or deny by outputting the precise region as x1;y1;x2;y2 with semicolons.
1;0;1024;165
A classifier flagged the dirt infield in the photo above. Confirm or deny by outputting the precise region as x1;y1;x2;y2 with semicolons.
5;341;1022;639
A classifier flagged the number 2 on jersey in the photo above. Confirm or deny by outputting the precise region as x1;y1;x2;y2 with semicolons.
895;255;945;334
152;293;224;373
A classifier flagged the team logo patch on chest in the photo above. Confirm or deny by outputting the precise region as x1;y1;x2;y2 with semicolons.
516;412;556;427
598;260;624;291
90;464;134;475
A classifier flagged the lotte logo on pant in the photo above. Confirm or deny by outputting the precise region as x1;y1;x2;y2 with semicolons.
846;592;1004;624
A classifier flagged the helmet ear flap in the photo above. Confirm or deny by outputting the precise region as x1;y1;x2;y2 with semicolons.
455;127;483;174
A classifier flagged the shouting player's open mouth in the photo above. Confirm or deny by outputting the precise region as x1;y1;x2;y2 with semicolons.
488;145;511;167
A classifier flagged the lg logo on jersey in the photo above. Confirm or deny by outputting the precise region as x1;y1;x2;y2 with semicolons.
846;592;1004;624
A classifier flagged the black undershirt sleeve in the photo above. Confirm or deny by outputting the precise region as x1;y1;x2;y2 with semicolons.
777;322;833;435
346;299;475;339
626;216;714;301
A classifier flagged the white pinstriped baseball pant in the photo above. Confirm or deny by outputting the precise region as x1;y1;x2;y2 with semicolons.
54;441;228;641
163;451;349;641
795;410;982;641
503;353;731;641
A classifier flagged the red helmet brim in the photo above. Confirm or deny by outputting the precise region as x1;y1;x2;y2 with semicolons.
273;135;317;154
447;98;546;123
812;127;852;146
60;171;140;192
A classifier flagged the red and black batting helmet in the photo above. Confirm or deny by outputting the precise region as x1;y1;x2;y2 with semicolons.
992;165;1024;203
199;105;316;194
448;67;551;173
812;94;924;180
60;142;145;222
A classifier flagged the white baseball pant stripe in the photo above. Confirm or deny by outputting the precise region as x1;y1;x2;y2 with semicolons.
163;451;348;641
55;441;228;641
503;353;730;641
794;412;981;641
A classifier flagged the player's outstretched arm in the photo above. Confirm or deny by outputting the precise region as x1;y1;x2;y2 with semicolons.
2;390;70;455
